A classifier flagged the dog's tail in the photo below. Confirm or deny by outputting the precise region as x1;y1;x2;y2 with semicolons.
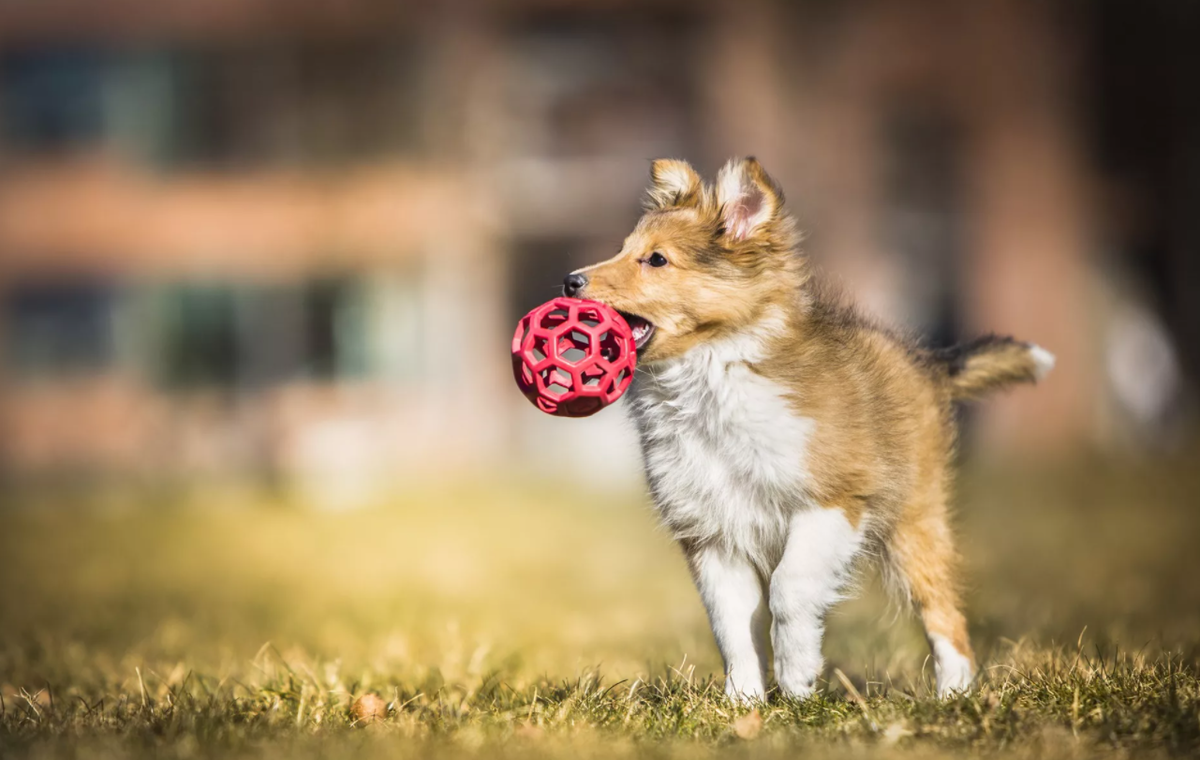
932;335;1055;401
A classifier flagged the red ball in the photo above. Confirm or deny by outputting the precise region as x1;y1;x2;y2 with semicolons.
511;297;637;417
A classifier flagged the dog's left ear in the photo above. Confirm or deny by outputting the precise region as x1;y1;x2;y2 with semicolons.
715;157;784;242
646;159;703;210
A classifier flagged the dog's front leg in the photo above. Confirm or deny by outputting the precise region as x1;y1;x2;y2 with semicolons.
769;507;864;699
686;543;770;702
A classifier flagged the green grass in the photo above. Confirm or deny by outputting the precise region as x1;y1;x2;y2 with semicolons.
2;458;1199;758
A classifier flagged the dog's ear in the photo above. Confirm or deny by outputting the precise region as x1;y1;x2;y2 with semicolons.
646;159;703;210
715;157;784;242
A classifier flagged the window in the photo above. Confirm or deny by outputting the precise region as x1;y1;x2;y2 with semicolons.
171;41;419;168
2;281;118;378
504;13;700;159
154;284;239;388
0;49;107;155
150;278;373;389
301;278;369;380
877;101;965;346
0;43;419;168
364;272;424;383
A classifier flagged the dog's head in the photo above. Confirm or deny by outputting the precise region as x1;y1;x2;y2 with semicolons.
565;157;802;364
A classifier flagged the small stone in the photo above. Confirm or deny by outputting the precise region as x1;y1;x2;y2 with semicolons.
732;709;763;740
350;693;388;724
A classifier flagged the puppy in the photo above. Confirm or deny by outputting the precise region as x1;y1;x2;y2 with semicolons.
562;157;1054;700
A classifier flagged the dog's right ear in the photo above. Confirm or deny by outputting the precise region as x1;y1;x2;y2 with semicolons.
645;159;702;210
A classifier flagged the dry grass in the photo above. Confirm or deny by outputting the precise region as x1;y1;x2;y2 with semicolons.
1;457;1199;758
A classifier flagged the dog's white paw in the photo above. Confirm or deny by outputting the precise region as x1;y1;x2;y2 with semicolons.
724;680;767;704
931;634;975;697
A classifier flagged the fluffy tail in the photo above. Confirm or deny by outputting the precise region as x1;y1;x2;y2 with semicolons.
932;335;1055;401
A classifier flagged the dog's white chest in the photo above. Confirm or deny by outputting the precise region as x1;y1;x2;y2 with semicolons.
629;337;815;556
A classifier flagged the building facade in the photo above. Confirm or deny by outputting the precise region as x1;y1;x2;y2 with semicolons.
0;0;1153;498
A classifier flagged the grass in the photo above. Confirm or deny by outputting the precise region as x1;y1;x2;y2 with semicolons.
1;457;1199;758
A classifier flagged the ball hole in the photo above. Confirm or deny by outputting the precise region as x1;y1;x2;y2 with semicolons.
581;367;604;387
598;330;621;362
558;329;592;365
541;367;573;398
539;308;570;331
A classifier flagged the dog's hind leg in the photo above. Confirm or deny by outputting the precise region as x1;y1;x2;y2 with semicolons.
886;489;976;697
685;543;770;702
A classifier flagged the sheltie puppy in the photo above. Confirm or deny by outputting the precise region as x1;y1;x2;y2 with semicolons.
562;157;1054;700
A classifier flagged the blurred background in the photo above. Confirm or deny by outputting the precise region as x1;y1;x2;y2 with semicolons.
0;0;1198;507
3;7;1200;753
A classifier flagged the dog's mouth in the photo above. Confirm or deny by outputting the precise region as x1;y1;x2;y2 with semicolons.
619;312;656;351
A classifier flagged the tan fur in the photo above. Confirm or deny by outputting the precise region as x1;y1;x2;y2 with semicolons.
573;157;1053;680
942;339;1044;400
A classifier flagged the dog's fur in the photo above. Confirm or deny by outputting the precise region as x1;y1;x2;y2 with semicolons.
568;157;1054;700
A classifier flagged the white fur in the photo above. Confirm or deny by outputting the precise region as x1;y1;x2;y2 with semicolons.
1029;344;1056;380
628;312;815;560
691;545;771;700
629;312;983;701
769;508;865;697
630;314;871;699
930;633;974;696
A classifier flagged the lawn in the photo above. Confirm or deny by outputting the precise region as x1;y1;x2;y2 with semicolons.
1;458;1199;758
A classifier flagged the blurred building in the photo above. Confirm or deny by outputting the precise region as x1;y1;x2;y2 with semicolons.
1;0;1196;499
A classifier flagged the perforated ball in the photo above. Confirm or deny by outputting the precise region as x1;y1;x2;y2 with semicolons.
511;297;637;417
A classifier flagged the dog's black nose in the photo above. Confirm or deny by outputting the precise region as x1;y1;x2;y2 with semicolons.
562;273;588;298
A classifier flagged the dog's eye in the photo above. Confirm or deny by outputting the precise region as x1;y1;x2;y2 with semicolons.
648;252;668;268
